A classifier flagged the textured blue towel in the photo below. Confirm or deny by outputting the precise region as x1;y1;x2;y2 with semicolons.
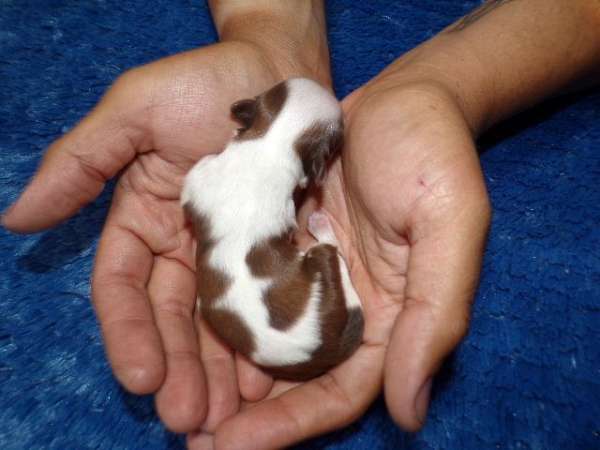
1;1;599;449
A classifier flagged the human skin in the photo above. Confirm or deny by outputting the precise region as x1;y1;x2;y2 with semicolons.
2;0;332;434
3;0;600;448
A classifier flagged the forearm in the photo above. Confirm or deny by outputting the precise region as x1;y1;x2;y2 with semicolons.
376;0;600;135
208;0;331;86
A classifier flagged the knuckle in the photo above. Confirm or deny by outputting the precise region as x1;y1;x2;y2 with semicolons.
155;300;193;322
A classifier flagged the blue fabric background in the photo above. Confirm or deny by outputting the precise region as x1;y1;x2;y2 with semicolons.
1;1;599;449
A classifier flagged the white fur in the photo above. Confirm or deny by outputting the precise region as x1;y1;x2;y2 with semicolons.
181;78;359;366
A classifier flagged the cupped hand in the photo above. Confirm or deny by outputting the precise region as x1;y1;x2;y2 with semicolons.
1;42;302;433
189;78;491;449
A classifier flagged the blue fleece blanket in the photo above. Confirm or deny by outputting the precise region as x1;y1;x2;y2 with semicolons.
1;1;598;449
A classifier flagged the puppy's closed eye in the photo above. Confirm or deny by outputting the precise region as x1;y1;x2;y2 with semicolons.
295;121;345;185
231;98;257;131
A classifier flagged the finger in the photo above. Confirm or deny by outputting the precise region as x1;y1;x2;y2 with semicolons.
92;220;165;394
385;194;491;432
2;75;145;233
198;319;240;432
235;352;273;402
150;256;208;433
238;379;299;411
214;344;385;450
234;380;299;417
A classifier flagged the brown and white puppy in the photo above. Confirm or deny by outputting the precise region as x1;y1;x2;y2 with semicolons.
181;78;363;380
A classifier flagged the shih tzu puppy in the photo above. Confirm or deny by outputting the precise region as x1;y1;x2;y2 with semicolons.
181;78;363;380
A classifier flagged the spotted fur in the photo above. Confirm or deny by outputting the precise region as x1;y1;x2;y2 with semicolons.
181;78;363;380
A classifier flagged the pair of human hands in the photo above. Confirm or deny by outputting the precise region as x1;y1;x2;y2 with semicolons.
2;39;490;449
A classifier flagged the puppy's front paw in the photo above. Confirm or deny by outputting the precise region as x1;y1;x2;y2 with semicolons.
307;210;338;245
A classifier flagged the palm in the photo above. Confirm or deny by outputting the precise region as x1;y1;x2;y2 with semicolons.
326;84;489;430
100;42;310;432
326;84;486;318
3;41;301;433
104;42;286;281
334;84;490;426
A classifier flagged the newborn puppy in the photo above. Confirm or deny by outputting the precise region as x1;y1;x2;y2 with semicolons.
181;78;363;380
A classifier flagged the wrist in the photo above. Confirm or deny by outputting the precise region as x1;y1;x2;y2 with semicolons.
209;1;332;87
371;0;600;137
365;36;492;137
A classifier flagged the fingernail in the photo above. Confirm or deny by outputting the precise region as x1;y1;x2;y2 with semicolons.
415;378;432;426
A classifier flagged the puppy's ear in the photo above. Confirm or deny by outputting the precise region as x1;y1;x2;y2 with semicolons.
230;98;257;131
295;121;344;185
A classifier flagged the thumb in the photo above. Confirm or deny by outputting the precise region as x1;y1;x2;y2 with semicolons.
384;297;470;432
384;191;490;432
2;72;148;233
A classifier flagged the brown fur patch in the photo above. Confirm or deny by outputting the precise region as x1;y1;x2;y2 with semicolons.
203;308;255;356
266;307;363;381
294;120;344;184
184;203;256;356
245;230;296;278
264;244;364;381
246;231;313;330
231;81;288;140
263;267;313;330
184;205;231;306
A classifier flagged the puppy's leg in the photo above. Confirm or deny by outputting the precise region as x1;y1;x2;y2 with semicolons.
307;211;362;310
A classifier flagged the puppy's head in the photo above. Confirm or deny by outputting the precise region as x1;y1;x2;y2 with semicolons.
230;78;344;185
